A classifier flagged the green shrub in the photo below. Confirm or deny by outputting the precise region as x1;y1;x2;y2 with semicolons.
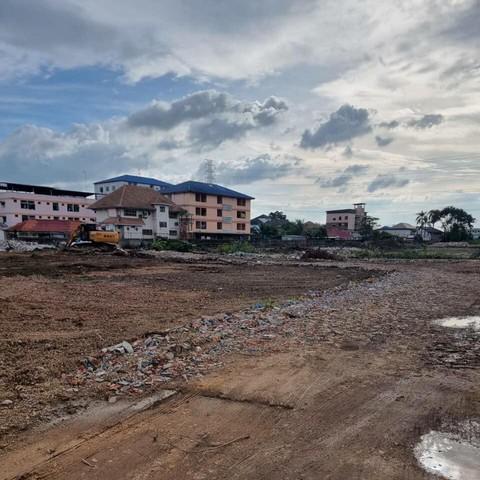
151;239;193;252
218;241;255;254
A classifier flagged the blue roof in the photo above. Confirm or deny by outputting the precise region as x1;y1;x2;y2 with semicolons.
94;175;173;188
163;181;254;200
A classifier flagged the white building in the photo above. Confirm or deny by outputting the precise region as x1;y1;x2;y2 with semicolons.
94;175;173;198
472;228;480;240
89;185;189;247
0;181;95;228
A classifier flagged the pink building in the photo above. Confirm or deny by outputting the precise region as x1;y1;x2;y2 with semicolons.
163;181;253;239
0;182;95;228
326;203;366;239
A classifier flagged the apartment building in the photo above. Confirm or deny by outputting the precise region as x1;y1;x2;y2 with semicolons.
326;203;366;239
0;181;95;228
89;185;188;247
163;181;253;239
94;175;173;198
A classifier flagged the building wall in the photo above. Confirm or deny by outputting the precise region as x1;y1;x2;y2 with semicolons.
0;192;95;228
94;181;168;198
93;205;180;241
169;192;251;237
326;212;356;230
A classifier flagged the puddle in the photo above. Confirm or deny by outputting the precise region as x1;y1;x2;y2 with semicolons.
415;421;480;480
434;316;480;331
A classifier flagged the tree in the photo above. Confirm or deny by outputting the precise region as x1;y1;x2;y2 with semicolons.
439;206;475;241
358;215;379;239
416;210;429;241
428;209;442;229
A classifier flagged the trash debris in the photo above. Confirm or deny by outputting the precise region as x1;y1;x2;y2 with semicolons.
0;240;56;252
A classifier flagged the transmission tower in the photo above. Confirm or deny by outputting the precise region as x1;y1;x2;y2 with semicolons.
204;159;216;183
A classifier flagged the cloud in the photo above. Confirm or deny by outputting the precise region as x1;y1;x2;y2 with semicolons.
128;90;288;148
367;174;409;192
378;120;400;129
317;163;369;189
196;154;299;185
300;104;371;149
375;135;394;147
0;123;144;187
407;114;444;129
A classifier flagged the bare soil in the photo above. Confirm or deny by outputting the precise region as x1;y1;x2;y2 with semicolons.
1;252;480;479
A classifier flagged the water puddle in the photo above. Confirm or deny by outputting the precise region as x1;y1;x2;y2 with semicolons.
434;316;480;331
415;421;480;480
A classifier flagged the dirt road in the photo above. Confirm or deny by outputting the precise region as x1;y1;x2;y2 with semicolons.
1;253;480;479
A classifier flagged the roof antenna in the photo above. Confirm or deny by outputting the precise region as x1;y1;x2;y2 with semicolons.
204;159;215;184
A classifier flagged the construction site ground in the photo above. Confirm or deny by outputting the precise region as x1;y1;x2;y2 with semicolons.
1;250;480;479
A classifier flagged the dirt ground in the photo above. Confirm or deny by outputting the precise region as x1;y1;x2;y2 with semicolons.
1;252;480;479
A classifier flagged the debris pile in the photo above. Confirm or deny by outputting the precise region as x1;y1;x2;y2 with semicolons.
301;248;340;261
0;240;56;252
68;306;298;394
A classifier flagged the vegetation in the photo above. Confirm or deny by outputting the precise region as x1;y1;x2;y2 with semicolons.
255;211;326;238
358;215;379;239
415;206;475;241
151;239;193;252
218;241;255;254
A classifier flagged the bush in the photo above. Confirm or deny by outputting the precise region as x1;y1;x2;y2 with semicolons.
151;239;193;252
218;241;255;254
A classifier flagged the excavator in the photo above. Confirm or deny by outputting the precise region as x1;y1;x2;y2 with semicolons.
67;223;120;249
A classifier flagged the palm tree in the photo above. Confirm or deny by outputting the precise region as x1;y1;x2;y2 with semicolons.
416;211;429;241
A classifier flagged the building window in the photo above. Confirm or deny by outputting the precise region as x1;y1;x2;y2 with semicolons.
196;221;207;229
169;230;177;236
237;223;246;231
195;193;207;202
67;204;79;212
20;200;36;210
142;229;153;236
237;198;246;207
237;211;246;219
1;216;6;223
217;209;222;217
106;186;110;192
90;218;95;222
99;187;104;193
196;207;207;216
54;217;59;220
22;215;34;221
124;208;137;217
52;202;59;211
217;222;222;230
159;206;166;212
159;221;167;228
0;201;5;207
217;195;223;204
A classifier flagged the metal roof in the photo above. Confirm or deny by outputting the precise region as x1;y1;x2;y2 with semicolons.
326;209;356;214
163;181;254;200
8;219;81;234
94;175;173;188
0;181;92;197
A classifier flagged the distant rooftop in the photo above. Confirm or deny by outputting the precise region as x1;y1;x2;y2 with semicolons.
326;209;356;214
94;175;173;189
163;180;254;200
0;181;92;198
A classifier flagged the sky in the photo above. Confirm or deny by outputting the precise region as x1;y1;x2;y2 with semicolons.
0;0;479;225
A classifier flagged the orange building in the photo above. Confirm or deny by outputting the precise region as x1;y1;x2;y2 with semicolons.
163;181;253;239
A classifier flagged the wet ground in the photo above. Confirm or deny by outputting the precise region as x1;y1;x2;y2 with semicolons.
1;252;480;479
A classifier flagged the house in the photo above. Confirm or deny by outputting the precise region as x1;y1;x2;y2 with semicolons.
250;214;270;234
472;228;480;240
378;223;444;242
7;219;81;243
89;185;190;247
94;175;173;198
0;181;95;228
378;223;416;240
326;203;366;239
163;181;254;239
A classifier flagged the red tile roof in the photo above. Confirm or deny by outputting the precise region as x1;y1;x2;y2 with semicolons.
8;219;81;234
90;185;179;210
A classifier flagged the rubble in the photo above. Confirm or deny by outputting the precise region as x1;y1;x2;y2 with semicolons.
0;240;56;252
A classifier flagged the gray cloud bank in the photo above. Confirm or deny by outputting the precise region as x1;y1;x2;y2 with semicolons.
301;105;371;149
367;174;409;192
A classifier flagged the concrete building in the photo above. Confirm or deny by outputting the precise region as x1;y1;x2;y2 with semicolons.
163;181;253;239
472;228;480;240
89;185;189;247
0;182;95;228
378;223;416;240
94;175;173;198
326;203;366;239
